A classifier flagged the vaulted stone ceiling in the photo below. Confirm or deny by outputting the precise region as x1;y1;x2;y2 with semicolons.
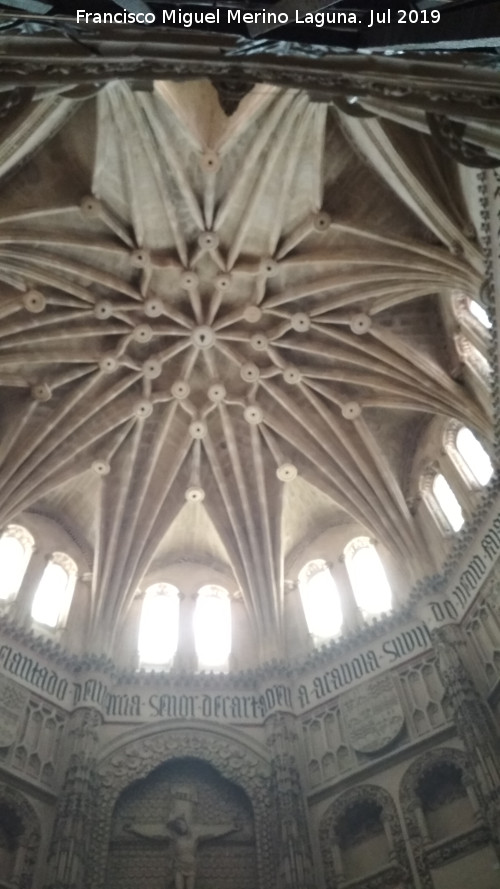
0;78;491;653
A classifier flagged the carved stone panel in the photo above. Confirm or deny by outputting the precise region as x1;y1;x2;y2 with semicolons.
0;675;27;748
341;675;404;754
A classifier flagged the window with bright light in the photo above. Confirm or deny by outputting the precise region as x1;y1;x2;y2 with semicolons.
298;559;343;640
344;537;392;617
455;426;493;487
138;582;180;667
194;585;231;669
31;553;77;628
469;299;491;330
432;474;464;533
0;525;34;600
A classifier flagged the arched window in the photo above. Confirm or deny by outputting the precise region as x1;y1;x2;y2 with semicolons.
344;537;392;617
432;473;464;533
468;298;491;330
0;525;34;601
138;582;179;668
452;292;491;333
298;559;342;640
194;585;231;670
455;426;493;486
31;552;77;628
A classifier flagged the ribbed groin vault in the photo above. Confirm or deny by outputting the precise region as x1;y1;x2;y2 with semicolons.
0;36;499;889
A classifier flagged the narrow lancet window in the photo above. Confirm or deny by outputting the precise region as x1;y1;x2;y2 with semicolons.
344;537;392;616
31;552;77;628
138;582;180;667
194;585;231;669
455;426;493;486
0;525;34;600
298;559;342;640
432;474;464;533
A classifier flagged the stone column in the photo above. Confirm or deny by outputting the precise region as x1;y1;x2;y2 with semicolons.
330;558;362;633
414;804;430;844
265;712;315;889
434;624;500;849
381;813;398;862
10;547;48;625
174;592;198;672
44;707;102;889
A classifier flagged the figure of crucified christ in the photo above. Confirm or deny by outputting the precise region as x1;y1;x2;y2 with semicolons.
126;812;239;889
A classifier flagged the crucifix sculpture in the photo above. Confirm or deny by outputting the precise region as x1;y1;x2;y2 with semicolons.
126;787;239;889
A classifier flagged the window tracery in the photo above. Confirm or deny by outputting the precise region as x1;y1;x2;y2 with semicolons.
138;582;180;668
31;551;77;629
421;467;465;535
344;538;392;617
194;585;231;670
298;559;342;640
0;525;34;601
444;423;494;488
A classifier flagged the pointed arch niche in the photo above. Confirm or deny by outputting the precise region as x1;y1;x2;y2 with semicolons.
106;757;255;889
91;724;275;889
0;782;41;889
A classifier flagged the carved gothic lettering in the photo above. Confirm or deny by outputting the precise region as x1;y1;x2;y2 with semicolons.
265;687;276;712
452;583;468;608
0;645;12;667
298;684;310;708
313;675;327;699
231;696;241;719
178;695;196;718
29;662;48;688
9;651;33;681
482;529;500;562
